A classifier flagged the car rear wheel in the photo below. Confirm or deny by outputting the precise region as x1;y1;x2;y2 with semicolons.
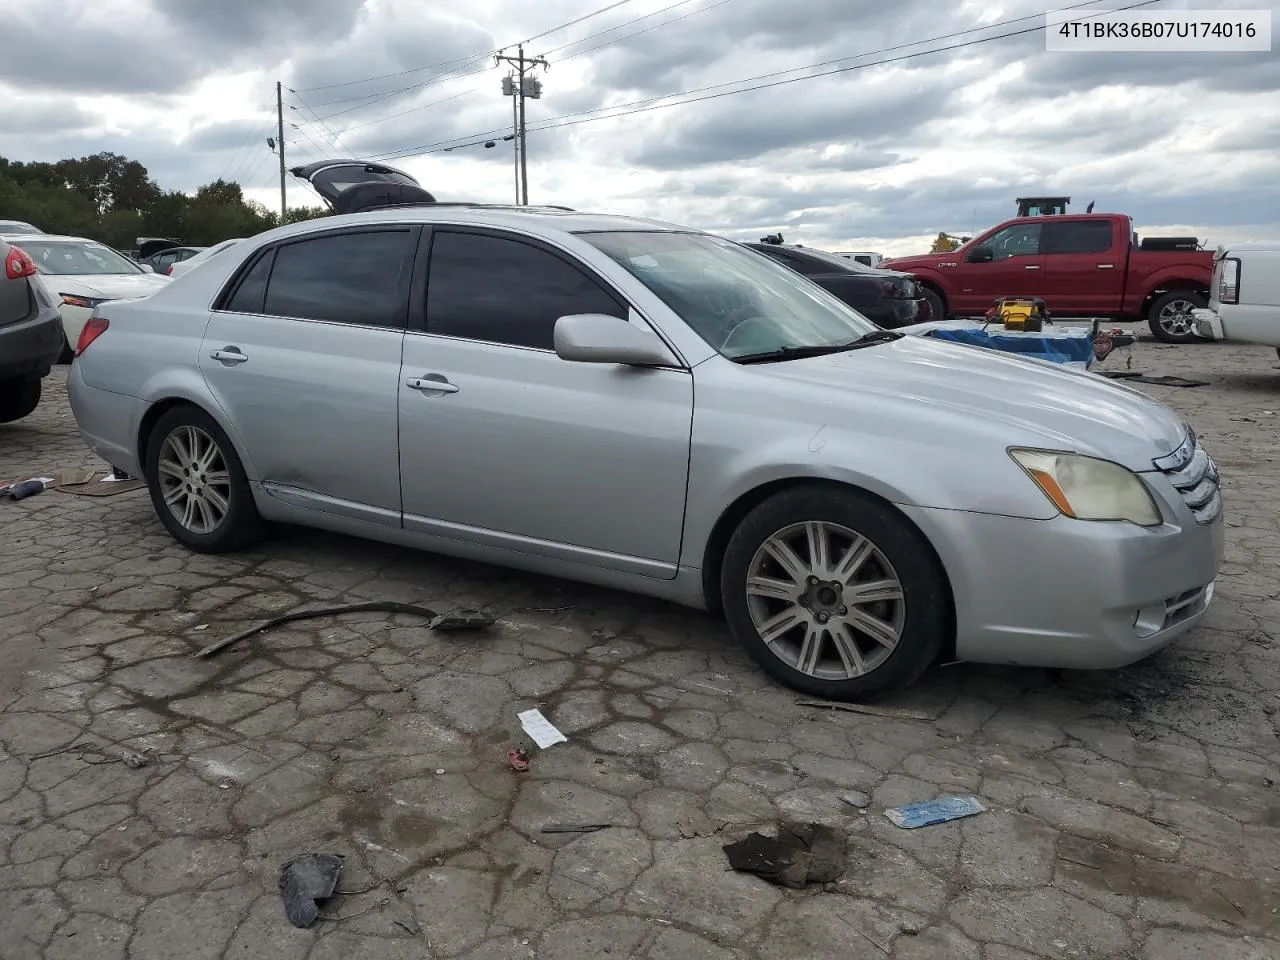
0;377;40;424
720;484;949;701
144;405;262;553
1147;291;1208;343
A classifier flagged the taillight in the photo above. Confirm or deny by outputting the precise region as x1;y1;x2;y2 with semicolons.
75;317;109;357
4;245;36;280
1217;257;1240;304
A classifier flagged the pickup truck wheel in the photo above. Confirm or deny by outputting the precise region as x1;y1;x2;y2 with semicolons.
720;484;948;701
921;289;945;323
1147;291;1208;343
0;377;40;424
143;405;263;553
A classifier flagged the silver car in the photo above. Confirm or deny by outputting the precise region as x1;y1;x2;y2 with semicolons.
66;163;1224;700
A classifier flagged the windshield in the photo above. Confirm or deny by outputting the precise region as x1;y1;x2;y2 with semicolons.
582;231;877;359
17;240;143;276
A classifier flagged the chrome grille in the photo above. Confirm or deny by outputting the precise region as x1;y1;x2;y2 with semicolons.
1154;430;1222;524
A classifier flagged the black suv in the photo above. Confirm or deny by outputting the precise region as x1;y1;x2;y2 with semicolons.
0;239;65;423
745;237;933;328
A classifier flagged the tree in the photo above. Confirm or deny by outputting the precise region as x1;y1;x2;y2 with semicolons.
0;152;317;250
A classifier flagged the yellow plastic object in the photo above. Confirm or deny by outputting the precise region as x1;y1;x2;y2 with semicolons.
990;297;1045;331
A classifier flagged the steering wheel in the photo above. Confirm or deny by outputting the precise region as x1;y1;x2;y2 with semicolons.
718;304;773;352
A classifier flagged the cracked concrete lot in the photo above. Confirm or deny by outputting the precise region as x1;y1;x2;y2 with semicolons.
1;339;1279;960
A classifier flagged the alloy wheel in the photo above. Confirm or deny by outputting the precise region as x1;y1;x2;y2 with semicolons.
744;520;905;681
157;425;232;534
1158;299;1197;337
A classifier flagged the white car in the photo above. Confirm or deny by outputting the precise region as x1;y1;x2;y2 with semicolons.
0;219;43;235
1194;242;1280;360
1;233;170;357
166;238;245;278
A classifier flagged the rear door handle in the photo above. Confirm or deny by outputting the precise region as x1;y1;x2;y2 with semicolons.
406;375;459;394
210;347;248;363
1097;263;1115;269
1024;265;1039;270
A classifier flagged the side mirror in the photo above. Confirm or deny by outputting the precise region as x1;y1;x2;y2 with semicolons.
966;245;994;263
553;314;677;367
139;263;155;273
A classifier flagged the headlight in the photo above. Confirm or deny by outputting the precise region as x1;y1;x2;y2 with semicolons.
1009;449;1162;526
60;294;107;309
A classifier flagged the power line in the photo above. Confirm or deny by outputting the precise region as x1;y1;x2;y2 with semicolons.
214;104;276;185
291;92;359;156
305;0;728;139
292;0;641;98
541;0;719;60
371;0;1152;163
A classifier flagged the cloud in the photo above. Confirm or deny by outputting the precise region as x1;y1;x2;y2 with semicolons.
0;0;1276;256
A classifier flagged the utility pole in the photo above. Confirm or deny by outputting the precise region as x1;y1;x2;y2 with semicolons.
497;45;547;205
276;81;287;223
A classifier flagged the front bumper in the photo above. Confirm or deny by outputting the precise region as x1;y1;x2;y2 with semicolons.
900;478;1224;670
1192;307;1222;340
877;298;925;329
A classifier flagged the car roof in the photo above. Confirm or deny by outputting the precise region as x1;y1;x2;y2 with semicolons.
261;205;691;240
0;233;100;243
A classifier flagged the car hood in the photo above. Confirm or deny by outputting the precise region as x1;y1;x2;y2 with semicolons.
51;273;170;300
752;336;1188;470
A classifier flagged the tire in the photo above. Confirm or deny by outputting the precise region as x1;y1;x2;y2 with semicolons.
921;288;946;323
1146;290;1207;343
143;405;262;553
0;378;40;424
720;484;949;701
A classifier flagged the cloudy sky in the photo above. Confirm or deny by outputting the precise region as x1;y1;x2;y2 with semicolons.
2;0;1277;255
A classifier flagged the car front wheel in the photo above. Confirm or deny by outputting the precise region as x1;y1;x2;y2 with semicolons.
144;405;262;553
720;484;949;701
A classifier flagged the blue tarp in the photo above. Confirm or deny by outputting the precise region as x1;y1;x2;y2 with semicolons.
924;326;1095;368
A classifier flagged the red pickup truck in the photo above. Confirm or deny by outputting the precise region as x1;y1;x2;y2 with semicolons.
880;213;1214;343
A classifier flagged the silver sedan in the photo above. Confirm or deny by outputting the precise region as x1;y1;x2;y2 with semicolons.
66;203;1224;700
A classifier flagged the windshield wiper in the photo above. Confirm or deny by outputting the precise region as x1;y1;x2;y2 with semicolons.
733;328;903;364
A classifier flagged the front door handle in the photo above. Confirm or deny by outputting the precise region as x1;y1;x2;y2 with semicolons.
406;375;459;394
1097;263;1115;269
1024;264;1040;270
210;347;248;363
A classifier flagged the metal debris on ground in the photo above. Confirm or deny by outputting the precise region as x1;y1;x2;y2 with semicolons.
279;853;345;928
541;823;612;833
795;699;938;721
28;741;156;768
883;796;986;829
1098;372;1209;387
722;821;846;888
517;708;567;748
195;600;495;658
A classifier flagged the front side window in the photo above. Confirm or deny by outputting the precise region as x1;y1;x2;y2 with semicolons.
18;240;143;275
262;230;415;328
583;231;878;359
425;231;626;350
983;224;1043;260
